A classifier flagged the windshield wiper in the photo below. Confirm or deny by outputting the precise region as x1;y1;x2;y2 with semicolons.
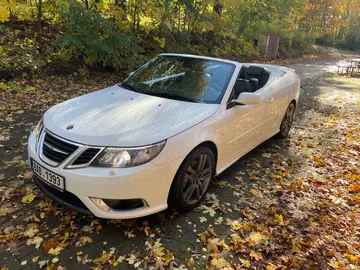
119;82;140;93
147;92;199;103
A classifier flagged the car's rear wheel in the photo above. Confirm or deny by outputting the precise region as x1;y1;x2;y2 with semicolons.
168;147;215;212
278;102;295;138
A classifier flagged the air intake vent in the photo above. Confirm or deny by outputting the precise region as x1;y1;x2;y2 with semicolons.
72;148;100;165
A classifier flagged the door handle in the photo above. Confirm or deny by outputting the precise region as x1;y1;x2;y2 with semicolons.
267;97;274;102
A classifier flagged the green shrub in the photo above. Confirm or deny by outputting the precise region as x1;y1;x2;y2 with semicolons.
53;1;144;72
0;25;45;79
278;30;314;58
335;30;360;51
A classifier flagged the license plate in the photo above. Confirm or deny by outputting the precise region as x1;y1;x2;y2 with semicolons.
30;159;65;191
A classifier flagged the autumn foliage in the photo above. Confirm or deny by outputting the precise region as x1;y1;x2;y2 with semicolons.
0;0;359;79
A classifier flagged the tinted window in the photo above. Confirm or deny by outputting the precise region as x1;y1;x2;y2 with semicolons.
121;56;235;104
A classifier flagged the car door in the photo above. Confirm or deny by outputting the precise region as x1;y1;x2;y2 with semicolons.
265;69;292;134
216;85;274;166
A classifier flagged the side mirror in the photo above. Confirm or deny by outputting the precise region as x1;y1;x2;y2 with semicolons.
129;71;135;76
234;92;261;105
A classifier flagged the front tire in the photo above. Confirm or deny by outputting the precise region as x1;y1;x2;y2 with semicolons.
168;147;215;212
277;102;295;138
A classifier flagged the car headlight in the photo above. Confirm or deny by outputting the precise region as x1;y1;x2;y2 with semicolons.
35;117;44;140
91;140;166;168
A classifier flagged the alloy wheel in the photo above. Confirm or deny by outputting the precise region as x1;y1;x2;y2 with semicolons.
281;103;295;136
182;153;212;204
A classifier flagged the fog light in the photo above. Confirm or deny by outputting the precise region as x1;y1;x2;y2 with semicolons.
90;197;147;212
103;199;145;210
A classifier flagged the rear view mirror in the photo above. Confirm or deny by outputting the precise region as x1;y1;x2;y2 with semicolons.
235;92;260;105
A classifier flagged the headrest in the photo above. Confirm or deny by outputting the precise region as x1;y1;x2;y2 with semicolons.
247;66;264;76
249;78;259;84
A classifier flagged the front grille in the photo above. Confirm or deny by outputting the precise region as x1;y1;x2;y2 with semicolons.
72;148;100;165
42;132;78;164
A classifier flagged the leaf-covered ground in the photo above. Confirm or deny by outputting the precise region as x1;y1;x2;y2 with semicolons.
0;59;359;270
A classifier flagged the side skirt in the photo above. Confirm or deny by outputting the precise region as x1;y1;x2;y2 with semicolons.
215;129;280;176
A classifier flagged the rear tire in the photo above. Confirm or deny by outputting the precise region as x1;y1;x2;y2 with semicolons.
277;102;295;138
168;147;215;212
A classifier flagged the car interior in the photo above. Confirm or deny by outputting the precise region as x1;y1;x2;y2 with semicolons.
233;66;270;98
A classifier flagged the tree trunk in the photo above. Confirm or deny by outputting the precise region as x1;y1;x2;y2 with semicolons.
133;3;137;32
214;0;223;16
36;0;42;44
83;0;89;9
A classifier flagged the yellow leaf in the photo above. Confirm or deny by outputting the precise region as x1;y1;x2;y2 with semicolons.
187;257;195;267
248;232;267;245
48;246;63;255
307;142;314;148
274;214;283;225
266;263;277;270
328;260;344;269
249;250;263;261
144;226;151;236
250;189;262;198
346;255;360;263
0;207;8;217
211;257;232;268
21;194;36;203
239;258;251;268
0;3;10;22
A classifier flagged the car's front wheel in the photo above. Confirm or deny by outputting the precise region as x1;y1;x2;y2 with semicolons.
168;146;215;212
278;102;295;138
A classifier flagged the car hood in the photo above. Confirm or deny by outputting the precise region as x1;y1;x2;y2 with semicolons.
44;85;218;146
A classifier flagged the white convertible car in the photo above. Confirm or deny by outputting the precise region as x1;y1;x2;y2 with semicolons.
28;53;300;219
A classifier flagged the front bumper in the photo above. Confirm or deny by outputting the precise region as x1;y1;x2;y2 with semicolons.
28;131;182;219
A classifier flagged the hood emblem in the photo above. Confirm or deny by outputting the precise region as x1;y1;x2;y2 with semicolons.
66;125;74;130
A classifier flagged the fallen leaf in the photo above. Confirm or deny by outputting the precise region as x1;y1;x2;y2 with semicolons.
124;229;136;238
248;231;267;245
27;236;43;249
207;238;221;252
249;250;263;261
250;189;262;198
76;236;92;246
0;207;8;217
21;193;36;203
199;216;207;223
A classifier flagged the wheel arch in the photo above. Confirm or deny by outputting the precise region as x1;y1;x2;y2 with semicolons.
167;140;218;208
175;140;218;175
195;141;218;168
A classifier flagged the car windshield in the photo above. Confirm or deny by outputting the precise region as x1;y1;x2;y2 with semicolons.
121;55;235;104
